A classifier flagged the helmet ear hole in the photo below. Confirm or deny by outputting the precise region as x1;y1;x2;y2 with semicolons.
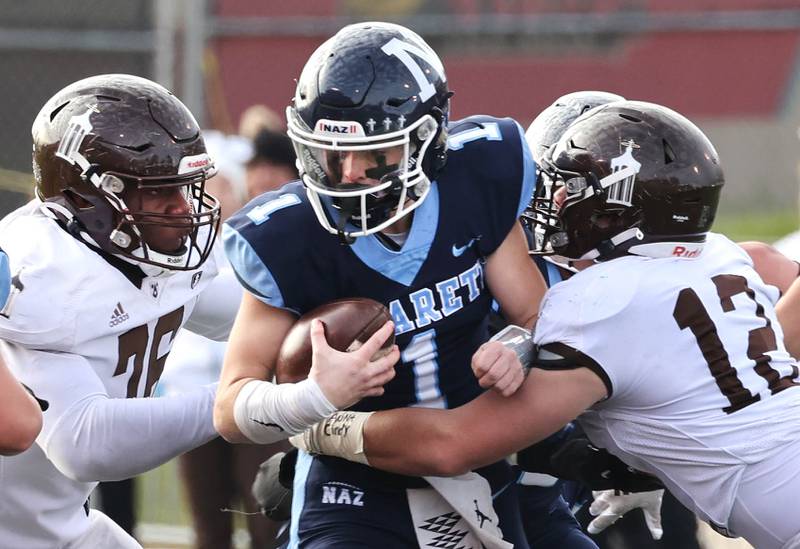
663;139;676;164
49;100;71;122
416;117;437;141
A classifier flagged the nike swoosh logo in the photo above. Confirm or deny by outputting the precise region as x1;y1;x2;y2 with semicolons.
250;418;285;432
452;238;477;257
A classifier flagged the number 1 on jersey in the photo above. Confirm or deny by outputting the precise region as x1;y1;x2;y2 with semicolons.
402;329;445;408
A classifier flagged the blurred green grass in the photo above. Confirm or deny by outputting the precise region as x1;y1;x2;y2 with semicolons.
138;460;190;526
714;208;798;243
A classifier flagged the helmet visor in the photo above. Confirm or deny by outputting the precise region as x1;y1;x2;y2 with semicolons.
293;139;412;195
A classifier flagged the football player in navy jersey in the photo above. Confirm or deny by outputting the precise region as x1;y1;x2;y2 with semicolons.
216;21;546;548
292;100;800;549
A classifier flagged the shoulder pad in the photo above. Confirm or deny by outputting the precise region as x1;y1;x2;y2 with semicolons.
0;214;83;348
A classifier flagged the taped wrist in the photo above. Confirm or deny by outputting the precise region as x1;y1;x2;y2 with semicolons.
233;379;337;444
290;411;373;465
489;324;535;374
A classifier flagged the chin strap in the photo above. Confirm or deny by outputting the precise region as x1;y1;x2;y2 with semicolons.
579;227;644;262
40;199;175;278
334;197;358;246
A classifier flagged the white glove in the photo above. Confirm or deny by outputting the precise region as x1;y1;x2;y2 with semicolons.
587;489;664;540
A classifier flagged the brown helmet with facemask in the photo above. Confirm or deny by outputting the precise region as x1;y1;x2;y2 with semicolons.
33;74;220;273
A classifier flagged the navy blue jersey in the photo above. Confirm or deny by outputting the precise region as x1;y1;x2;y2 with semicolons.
225;115;534;411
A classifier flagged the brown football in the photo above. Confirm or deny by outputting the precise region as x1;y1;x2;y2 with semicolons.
274;297;394;384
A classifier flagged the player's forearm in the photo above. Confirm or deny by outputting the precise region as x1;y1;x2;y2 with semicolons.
740;241;799;294
364;371;597;475
0;399;42;456
44;385;217;482
214;377;257;443
0;362;43;455
363;408;476;476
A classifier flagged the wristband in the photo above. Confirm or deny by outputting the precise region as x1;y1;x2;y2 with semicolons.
290;410;373;465
233;378;337;444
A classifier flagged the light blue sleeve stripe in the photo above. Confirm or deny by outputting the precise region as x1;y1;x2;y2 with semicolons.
546;261;564;286
0;249;9;309
515;121;537;219
288;450;314;548
221;223;286;309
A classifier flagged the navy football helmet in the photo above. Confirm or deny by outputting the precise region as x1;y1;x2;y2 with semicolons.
287;22;451;240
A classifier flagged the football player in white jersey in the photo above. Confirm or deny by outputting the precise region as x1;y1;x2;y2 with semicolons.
292;101;800;549
0;74;394;549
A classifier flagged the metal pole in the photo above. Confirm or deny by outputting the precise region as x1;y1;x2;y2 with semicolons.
153;0;176;90
182;0;208;127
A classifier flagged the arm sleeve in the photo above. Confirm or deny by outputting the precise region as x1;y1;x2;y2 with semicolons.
4;344;217;482
0;247;9;309
183;266;242;341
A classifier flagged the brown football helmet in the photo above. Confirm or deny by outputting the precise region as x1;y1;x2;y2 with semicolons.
33;74;220;272
523;91;625;254
530;100;724;261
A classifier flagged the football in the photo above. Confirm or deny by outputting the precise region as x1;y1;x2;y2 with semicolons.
274;297;395;384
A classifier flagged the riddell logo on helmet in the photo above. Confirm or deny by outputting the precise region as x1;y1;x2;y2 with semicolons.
672;245;701;258
314;120;365;137
179;154;211;174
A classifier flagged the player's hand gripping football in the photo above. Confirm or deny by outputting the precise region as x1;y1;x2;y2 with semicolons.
309;318;399;409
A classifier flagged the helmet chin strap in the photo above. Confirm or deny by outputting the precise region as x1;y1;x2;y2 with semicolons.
334;197;358;245
128;246;188;278
577;227;644;261
39;199;183;278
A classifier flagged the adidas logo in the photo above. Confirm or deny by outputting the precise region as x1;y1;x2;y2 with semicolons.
109;302;130;328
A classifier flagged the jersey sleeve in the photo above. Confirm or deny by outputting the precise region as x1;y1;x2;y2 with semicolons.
0;247;9;310
445;116;537;257
184;246;242;341
2;342;217;482
222;188;308;312
0;236;81;350
532;265;643;399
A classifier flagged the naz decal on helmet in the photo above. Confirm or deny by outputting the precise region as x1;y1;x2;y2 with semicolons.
607;140;641;207
314;120;365;137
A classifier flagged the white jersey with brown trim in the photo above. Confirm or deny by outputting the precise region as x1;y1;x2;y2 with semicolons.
0;199;222;548
0;200;222;383
533;232;800;528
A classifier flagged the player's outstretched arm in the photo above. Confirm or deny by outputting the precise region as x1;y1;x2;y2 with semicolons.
214;292;399;444
0;355;42;455
2;343;218;481
739;241;799;294
294;366;606;476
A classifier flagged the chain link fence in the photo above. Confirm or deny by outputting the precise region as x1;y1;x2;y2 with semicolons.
0;0;154;216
